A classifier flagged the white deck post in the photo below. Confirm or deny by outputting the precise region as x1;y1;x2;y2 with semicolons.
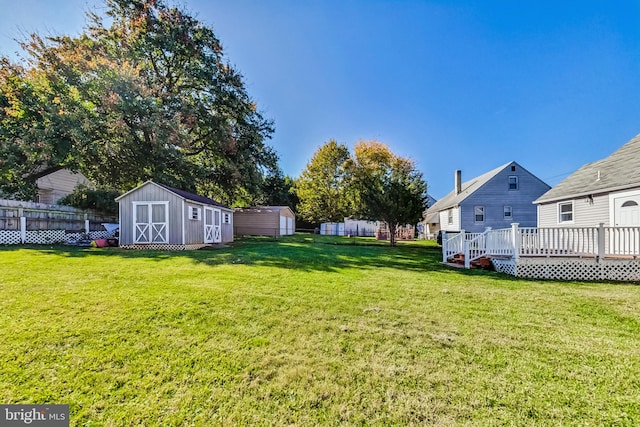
597;223;605;260
441;231;448;263
464;239;470;268
511;223;520;260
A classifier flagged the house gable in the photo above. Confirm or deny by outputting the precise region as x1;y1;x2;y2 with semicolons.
34;168;94;205
427;162;550;232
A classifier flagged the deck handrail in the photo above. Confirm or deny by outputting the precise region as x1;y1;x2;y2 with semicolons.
442;224;640;268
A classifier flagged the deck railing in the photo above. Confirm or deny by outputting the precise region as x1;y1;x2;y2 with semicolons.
442;223;640;267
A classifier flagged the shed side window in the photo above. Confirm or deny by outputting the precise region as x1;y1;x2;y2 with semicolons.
223;213;231;224
189;206;201;220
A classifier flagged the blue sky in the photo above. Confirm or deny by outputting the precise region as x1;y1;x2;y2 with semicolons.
1;0;639;199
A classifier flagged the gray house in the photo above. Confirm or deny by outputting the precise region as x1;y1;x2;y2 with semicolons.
426;161;551;233
535;133;640;228
116;181;234;250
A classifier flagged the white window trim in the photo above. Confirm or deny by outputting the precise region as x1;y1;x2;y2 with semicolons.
223;212;232;224
447;209;453;225
189;206;202;221
508;175;519;191
503;205;512;219
558;201;574;224
474;206;485;223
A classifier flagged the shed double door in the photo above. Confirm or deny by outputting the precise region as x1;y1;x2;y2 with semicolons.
204;207;222;243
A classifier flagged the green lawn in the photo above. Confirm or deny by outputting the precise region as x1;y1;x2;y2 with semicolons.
1;235;639;426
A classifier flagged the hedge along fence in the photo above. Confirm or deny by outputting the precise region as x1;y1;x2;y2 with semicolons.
0;198;117;245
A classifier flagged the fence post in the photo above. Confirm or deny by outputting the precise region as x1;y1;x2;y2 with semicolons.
597;222;605;260
511;223;520;260
464;239;470;268
441;231;448;263
20;216;26;244
85;215;90;235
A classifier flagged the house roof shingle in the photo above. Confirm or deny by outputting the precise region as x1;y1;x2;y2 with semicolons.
535;133;640;204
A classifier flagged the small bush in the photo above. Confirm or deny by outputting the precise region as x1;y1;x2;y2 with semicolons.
58;185;120;215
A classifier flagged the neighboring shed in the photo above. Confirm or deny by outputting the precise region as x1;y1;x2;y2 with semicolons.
116;181;234;250
32;167;95;205
234;206;295;237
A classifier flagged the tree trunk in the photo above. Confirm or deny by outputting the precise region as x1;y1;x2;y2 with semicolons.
388;223;396;247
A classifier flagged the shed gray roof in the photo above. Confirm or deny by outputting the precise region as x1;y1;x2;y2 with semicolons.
235;206;295;215
156;182;229;209
535;133;640;204
115;180;229;209
426;162;513;214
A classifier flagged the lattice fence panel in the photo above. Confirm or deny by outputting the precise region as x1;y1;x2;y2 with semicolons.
601;260;640;282
120;244;206;251
24;230;66;244
505;258;640;282
0;230;21;245
491;259;517;276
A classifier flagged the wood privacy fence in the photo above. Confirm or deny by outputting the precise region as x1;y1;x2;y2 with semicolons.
0;198;117;245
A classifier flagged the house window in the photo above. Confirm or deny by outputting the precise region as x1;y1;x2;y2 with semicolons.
223;212;231;224
504;206;512;219
508;176;519;190
558;202;574;223
189;206;201;220
474;206;485;223
447;209;453;225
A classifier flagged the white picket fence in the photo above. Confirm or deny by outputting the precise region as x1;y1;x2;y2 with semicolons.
443;223;640;268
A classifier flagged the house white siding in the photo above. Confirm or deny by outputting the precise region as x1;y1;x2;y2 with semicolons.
35;169;94;205
537;193;610;227
439;207;460;232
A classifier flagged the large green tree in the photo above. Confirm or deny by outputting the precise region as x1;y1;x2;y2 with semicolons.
1;0;278;204
295;139;352;223
347;141;428;246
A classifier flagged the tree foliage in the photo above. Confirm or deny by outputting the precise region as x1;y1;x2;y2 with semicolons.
1;0;278;205
295;140;352;223
347;141;428;246
297;140;427;245
57;185;120;215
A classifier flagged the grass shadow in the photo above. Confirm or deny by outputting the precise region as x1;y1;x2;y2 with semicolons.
0;235;516;281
